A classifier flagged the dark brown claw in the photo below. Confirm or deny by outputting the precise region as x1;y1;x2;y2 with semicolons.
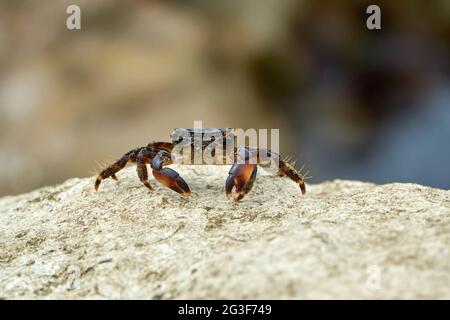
150;149;190;195
152;167;191;195
225;163;257;201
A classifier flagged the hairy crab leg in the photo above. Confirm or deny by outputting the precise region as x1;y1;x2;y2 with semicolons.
136;148;155;191
95;147;141;191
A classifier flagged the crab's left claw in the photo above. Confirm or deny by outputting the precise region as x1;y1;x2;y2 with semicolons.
151;150;191;195
225;163;257;201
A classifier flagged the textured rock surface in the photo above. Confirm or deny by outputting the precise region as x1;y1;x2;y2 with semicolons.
0;165;449;299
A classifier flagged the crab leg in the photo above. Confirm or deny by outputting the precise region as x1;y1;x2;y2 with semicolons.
136;148;155;191
95;147;141;191
257;148;306;195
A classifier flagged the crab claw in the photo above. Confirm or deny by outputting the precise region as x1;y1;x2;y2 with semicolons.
225;163;257;201
152;167;191;195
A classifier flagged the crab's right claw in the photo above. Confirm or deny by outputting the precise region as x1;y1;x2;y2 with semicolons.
225;163;257;201
152;167;191;195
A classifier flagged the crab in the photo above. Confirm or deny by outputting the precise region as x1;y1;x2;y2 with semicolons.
94;128;306;201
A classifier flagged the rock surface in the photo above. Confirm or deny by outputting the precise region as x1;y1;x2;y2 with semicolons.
0;165;449;299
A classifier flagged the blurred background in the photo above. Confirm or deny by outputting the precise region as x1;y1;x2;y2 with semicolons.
0;0;449;196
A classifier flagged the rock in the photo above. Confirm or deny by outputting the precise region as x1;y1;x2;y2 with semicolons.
0;165;449;299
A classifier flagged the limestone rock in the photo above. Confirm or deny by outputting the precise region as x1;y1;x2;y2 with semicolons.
0;165;449;299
